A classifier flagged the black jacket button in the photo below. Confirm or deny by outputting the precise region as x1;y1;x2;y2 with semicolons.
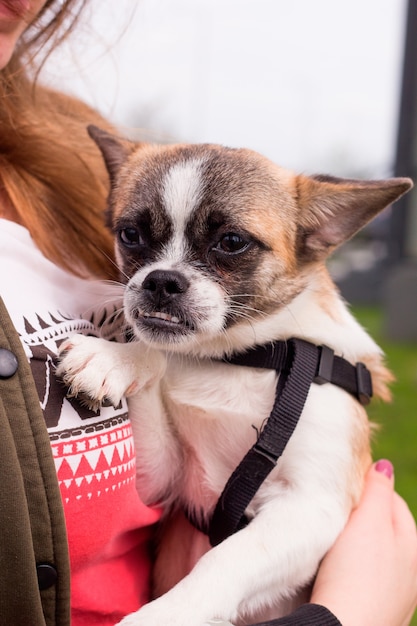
0;348;18;379
36;563;58;590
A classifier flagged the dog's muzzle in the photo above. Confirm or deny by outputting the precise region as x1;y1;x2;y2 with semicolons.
126;269;195;339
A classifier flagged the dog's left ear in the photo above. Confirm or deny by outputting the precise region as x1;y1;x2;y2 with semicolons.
296;174;413;263
88;125;137;185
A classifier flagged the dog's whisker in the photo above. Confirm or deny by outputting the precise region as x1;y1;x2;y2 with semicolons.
85;242;122;275
227;302;269;320
101;278;125;289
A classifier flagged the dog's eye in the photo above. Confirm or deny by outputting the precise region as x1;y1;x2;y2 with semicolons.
118;228;144;248
217;233;250;254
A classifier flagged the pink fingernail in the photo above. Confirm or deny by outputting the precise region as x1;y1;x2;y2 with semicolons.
375;459;394;478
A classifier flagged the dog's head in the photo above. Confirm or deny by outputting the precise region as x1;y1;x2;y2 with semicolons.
88;125;412;355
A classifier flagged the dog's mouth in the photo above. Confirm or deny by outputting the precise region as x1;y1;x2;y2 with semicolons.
131;307;194;335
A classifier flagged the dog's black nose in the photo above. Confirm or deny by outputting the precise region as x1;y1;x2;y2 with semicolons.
142;270;189;304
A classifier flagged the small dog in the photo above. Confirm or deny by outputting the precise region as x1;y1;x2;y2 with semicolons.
58;126;412;626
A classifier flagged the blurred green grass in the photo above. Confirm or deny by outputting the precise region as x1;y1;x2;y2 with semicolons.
353;306;417;626
353;307;417;510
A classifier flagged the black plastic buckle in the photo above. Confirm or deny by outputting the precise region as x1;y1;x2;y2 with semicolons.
356;362;373;405
314;345;334;385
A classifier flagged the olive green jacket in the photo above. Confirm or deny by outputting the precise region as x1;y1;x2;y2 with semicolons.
0;297;70;626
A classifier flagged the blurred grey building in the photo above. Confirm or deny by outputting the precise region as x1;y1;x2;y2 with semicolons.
385;0;417;341
337;0;417;342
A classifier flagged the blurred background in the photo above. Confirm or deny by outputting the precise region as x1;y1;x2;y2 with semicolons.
43;0;405;175
41;0;417;317
41;1;417;619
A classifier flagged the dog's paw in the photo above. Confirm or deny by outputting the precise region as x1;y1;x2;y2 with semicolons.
114;597;235;626
115;604;192;626
56;335;165;411
56;335;129;410
115;612;229;626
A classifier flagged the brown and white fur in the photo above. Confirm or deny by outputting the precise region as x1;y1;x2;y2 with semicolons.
58;126;412;626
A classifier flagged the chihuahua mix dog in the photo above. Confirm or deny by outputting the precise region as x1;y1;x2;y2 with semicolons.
58;126;412;626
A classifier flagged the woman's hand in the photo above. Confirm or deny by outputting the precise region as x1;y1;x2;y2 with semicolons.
311;460;417;626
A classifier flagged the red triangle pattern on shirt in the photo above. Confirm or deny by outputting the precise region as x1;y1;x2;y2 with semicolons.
52;421;136;503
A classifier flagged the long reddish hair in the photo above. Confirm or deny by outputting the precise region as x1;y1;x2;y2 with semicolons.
0;0;118;279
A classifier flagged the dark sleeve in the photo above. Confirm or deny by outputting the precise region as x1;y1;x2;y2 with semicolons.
248;604;343;626
0;297;71;626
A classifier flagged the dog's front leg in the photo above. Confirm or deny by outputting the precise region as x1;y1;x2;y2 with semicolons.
127;383;184;507
57;335;166;411
116;490;348;626
58;335;183;504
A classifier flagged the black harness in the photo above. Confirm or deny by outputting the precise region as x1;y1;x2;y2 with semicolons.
189;338;373;547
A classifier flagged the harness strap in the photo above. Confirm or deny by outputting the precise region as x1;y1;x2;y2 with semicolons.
224;341;372;406
208;339;318;546
188;338;373;546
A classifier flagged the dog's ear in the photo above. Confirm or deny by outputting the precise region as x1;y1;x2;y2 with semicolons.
295;174;413;263
88;125;136;184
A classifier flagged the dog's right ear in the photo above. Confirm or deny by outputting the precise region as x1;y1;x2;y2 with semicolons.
295;173;413;263
88;125;136;184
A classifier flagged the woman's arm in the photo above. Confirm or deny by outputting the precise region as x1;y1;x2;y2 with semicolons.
310;459;417;626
